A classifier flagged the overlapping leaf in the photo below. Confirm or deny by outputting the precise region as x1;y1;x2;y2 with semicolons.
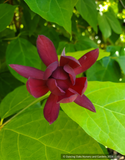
6;38;41;83
98;13;111;39
24;0;78;33
76;0;98;32
61;81;125;154
104;7;122;34
0;85;49;119
0;104;108;160
87;57;121;82
0;4;16;32
66;48;110;61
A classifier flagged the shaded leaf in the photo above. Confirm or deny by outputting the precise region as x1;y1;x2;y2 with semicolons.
104;7;122;34
61;81;125;154
0;4;16;32
112;56;125;74
24;0;78;33
76;0;98;32
98;13;111;39
87;57;121;82
0;71;22;101
6;38;41;83
75;36;98;50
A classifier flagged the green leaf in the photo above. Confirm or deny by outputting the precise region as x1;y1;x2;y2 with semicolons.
24;0;78;33
98;13;111;39
0;4;16;32
76;0;98;32
112;56;125;74
21;0;40;36
0;71;22;101
0;85;49;120
0;106;108;159
104;7;122;34
106;45;121;56
6;38;41;83
75;36;98;50
61;81;125;154
66;48;110;61
87;57;121;82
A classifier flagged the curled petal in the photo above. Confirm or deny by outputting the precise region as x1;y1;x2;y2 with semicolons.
60;49;81;69
26;78;49;98
74;48;99;75
57;90;78;103
69;77;87;95
52;66;69;80
63;64;76;85
47;78;65;96
61;48;65;56
44;93;60;124
74;95;96;112
43;61;58;80
9;64;44;79
37;35;58;66
56;79;71;91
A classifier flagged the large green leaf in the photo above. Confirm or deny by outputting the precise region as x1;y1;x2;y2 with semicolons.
87;57;121;82
0;85;49;120
0;105;108;160
104;7;122;34
61;81;125;154
6;38;41;83
98;13;111;39
24;0;78;33
76;0;98;32
66;48;110;61
0;4;16;32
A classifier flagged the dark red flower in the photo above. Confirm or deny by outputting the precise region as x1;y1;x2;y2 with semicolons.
10;35;99;124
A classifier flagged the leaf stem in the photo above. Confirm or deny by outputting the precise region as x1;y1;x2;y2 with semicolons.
2;92;50;127
119;0;125;9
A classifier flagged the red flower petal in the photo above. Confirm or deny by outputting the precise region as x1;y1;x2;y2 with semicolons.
63;64;76;85
60;49;81;69
26;78;49;98
74;48;99;75
47;78;65;96
43;61;58;80
44;93;60;124
69;77;87;95
9;64;44;79
52;66;69;80
74;95;96;112
56;79;71;91
37;35;58;66
57;90;77;103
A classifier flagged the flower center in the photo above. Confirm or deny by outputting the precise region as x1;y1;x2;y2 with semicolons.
51;66;69;80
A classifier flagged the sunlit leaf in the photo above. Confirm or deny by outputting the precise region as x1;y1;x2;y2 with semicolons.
0;85;49;119
61;81;125;154
0;105;108;159
66;48;110;61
